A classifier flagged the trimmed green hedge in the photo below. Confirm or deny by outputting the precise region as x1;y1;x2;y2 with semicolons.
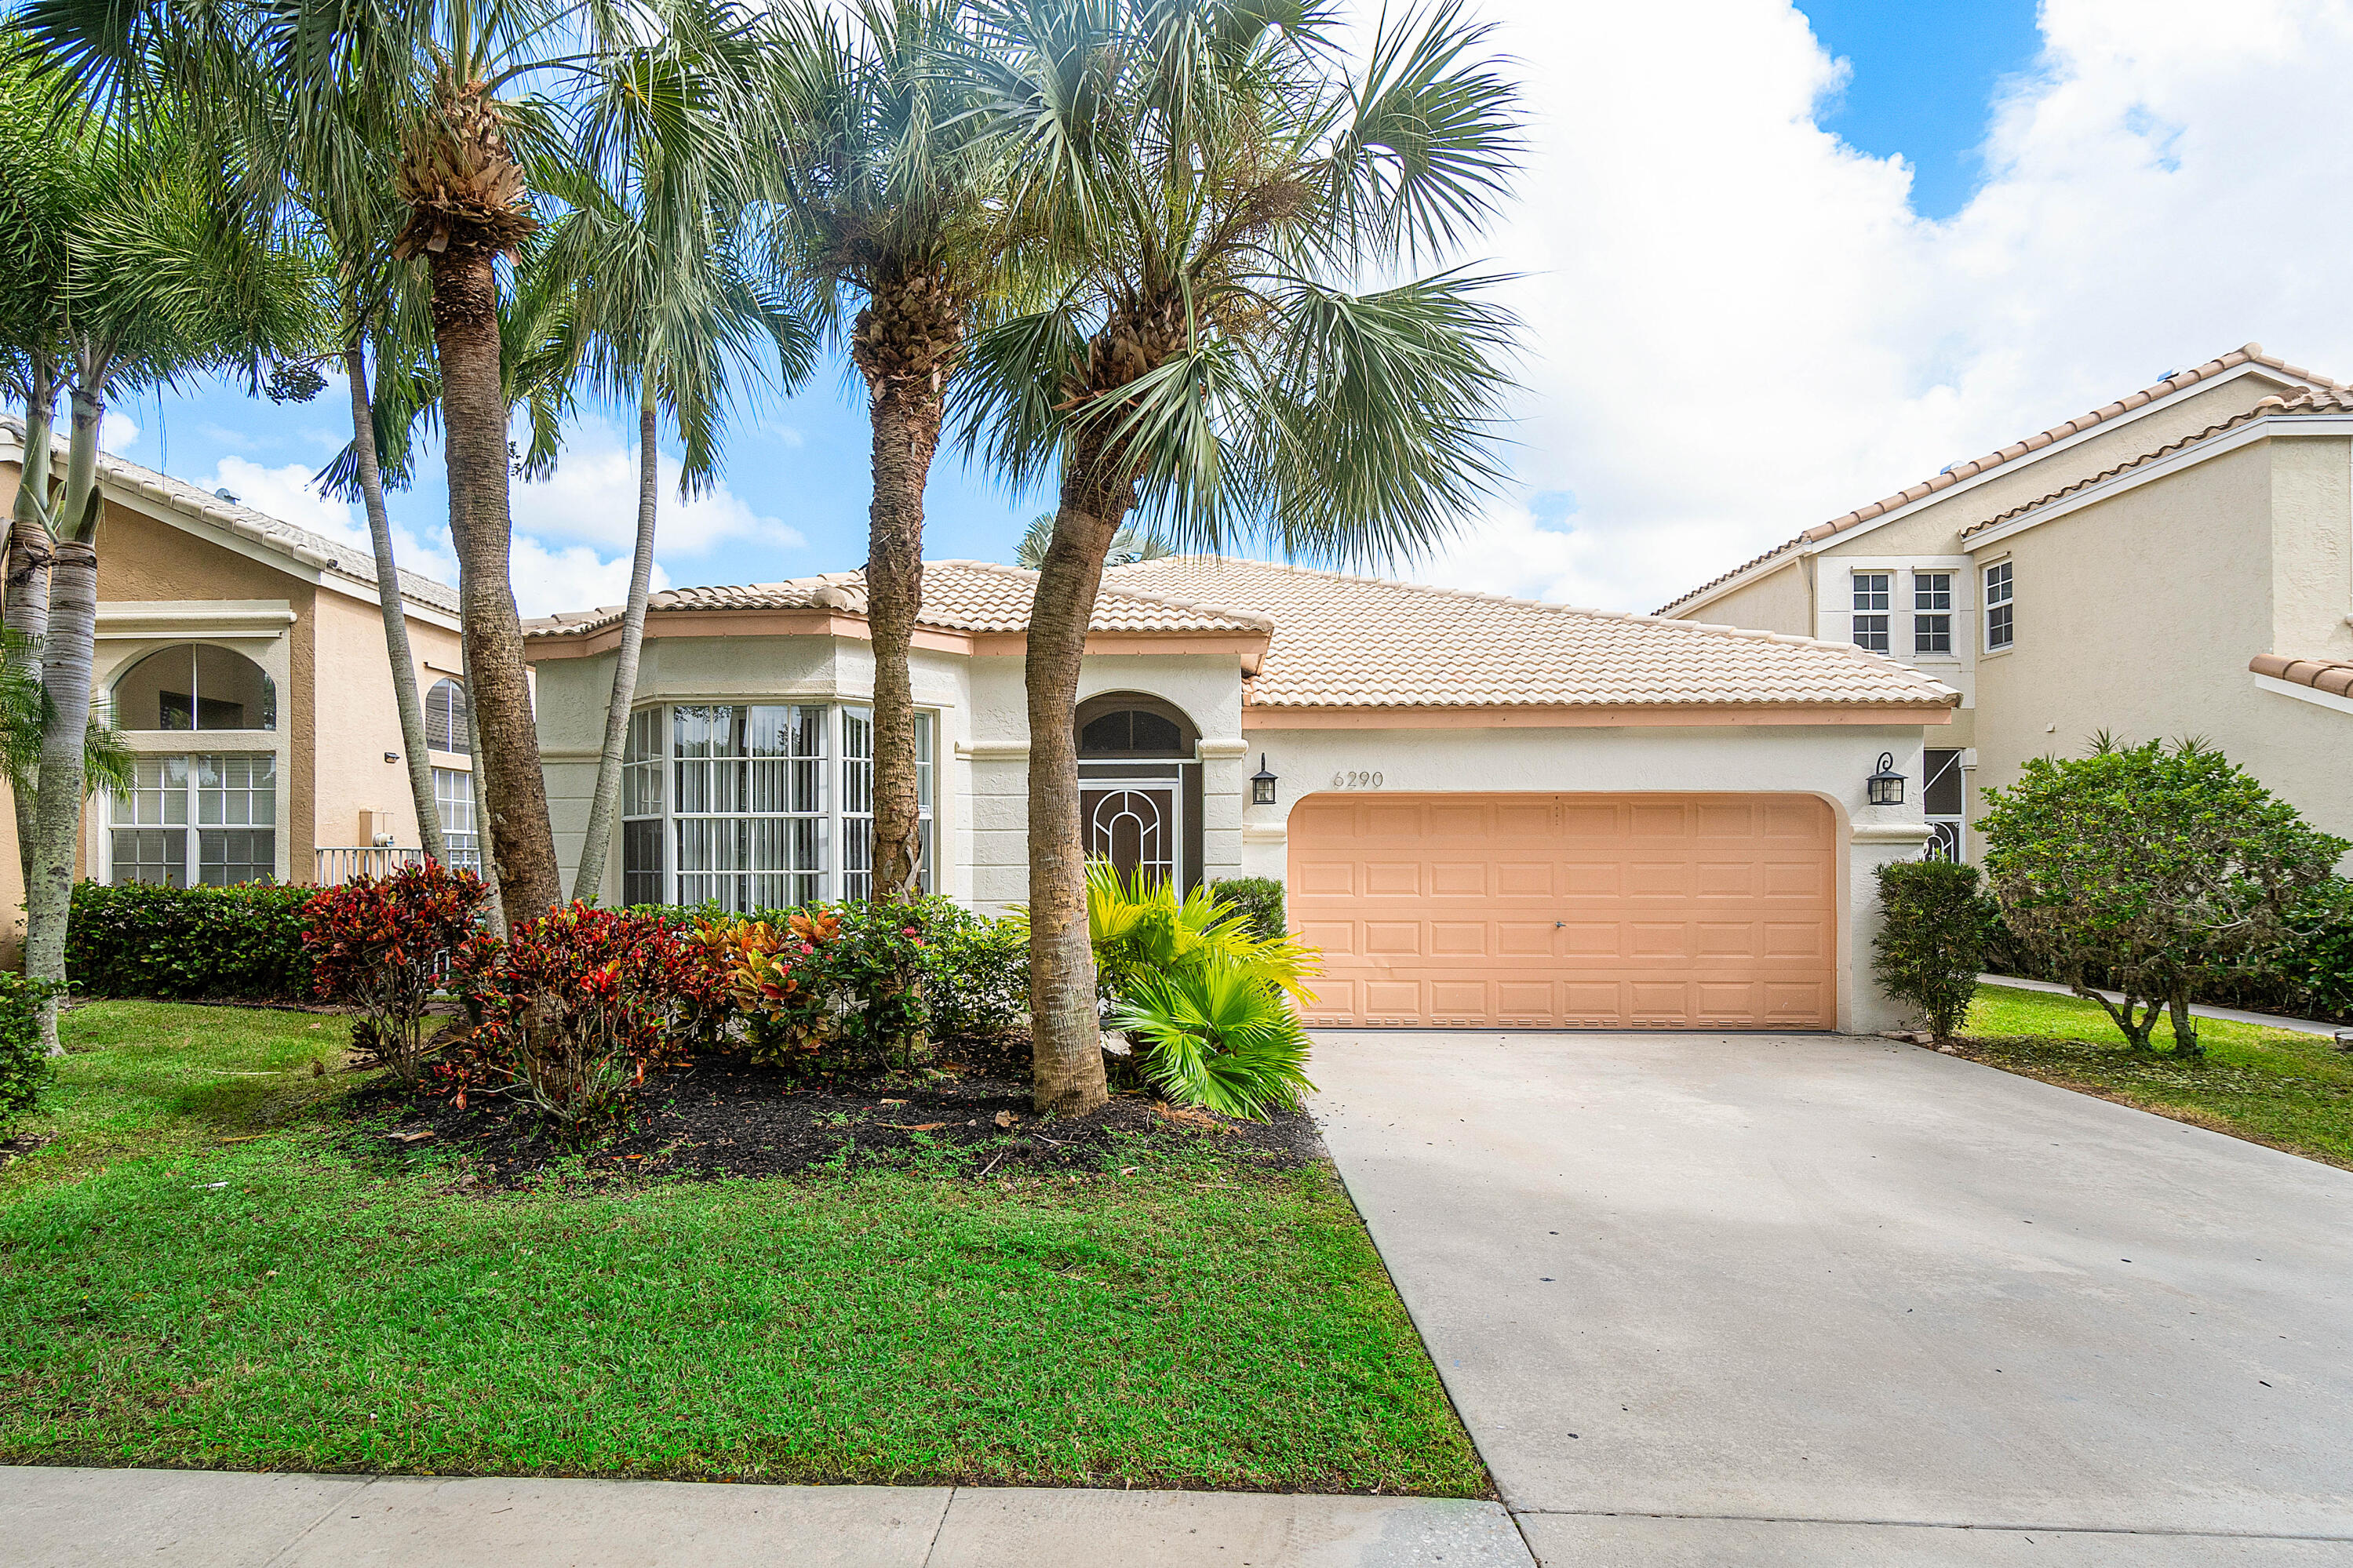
65;882;315;1002
1208;877;1286;940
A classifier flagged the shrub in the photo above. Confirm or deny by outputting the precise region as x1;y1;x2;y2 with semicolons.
1207;877;1287;940
1980;737;2347;1054
1870;859;1987;1042
928;908;1029;1043
303;863;487;1074
65;881;314;1000
1045;861;1321;1116
0;971;62;1138
443;904;693;1132
692;898;1016;1071
1113;955;1313;1120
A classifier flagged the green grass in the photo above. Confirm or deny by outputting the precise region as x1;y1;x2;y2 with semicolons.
1959;984;2353;1170
0;1002;1483;1494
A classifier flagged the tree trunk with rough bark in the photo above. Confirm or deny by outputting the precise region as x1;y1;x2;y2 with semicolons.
427;240;561;923
865;385;938;904
1024;474;1125;1115
24;382;106;1053
571;375;661;904
346;338;445;864
2167;988;2201;1057
9;369;58;899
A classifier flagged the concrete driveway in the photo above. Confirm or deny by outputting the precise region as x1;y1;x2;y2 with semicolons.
1310;1031;2353;1566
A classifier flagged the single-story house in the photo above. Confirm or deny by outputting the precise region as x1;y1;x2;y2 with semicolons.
525;556;1959;1033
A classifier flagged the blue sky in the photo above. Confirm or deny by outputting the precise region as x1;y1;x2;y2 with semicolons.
78;1;2353;620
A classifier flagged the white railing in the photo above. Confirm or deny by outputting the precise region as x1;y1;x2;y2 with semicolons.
313;846;484;886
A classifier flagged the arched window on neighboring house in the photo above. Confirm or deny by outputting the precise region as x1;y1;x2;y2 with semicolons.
424;678;470;755
1073;693;1201;887
107;644;277;887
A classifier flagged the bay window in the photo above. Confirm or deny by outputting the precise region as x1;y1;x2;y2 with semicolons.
109;754;276;886
621;703;931;909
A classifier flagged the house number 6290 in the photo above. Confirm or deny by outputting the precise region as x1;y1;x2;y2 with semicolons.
1331;770;1384;789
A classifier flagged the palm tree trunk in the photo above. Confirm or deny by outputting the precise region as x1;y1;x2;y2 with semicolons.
345;337;445;864
867;385;938;904
570;373;661;903
24;380;106;1053
1024;486;1123;1115
427;242;561;923
461;646;506;939
9;367;59;900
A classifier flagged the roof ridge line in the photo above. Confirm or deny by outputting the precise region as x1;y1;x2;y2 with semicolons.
1653;342;2341;614
1961;386;2353;537
960;557;1276;630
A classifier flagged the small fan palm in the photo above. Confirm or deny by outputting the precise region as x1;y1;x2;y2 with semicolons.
1014;511;1166;570
1113;953;1313;1122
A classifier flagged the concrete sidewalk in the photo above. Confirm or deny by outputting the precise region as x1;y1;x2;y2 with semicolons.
1980;974;2344;1037
0;1466;1536;1568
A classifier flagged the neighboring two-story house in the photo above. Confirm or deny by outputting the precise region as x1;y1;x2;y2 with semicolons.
1657;344;2353;861
0;417;478;958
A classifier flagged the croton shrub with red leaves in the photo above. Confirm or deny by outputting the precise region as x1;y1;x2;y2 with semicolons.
441;904;699;1133
302;861;488;1074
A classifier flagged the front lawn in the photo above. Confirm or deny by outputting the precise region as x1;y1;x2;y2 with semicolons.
1956;984;2353;1170
0;1002;1484;1494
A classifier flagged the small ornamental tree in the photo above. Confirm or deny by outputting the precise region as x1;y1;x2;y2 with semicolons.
1870;859;1987;1043
1977;737;2348;1054
303;862;488;1074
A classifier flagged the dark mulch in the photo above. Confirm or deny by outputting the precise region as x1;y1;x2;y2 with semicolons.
348;1038;1323;1190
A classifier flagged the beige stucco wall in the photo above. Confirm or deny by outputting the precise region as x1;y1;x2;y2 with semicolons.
1236;721;1934;1034
307;584;466;857
1695;560;1812;635
1969;432;2353;851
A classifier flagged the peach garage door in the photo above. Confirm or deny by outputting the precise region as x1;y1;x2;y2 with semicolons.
1288;793;1837;1029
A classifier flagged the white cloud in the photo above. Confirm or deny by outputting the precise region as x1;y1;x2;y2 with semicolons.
1422;0;2353;612
202;455;656;617
509;415;806;557
100;411;140;453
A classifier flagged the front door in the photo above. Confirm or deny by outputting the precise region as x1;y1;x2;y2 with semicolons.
1083;786;1177;882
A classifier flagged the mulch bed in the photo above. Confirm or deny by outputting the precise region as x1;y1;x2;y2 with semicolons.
348;1036;1323;1190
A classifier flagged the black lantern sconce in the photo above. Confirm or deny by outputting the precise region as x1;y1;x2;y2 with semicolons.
1251;754;1278;806
1866;751;1907;806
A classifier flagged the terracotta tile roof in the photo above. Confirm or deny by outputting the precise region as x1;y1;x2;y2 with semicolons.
0;414;457;616
1961;387;2353;538
2252;653;2353;700
521;559;1273;640
1654;344;2343;615
1107;556;1958;711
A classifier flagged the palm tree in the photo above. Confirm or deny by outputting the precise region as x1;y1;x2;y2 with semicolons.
954;0;1521;1112
1014;509;1165;570
523;82;815;904
758;0;1012;904
27;0;780;922
0;45;319;1046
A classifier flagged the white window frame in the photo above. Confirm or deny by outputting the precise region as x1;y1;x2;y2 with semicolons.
432;765;479;872
618;701;938;909
1912;570;1954;656
1984;559;2015;652
840;708;936;900
107;752;279;887
1850;571;1892;653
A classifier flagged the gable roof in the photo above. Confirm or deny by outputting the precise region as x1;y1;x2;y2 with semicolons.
1107;556;1958;712
1654;344;2343;615
0;414;457;617
521;558;1274;644
1961;386;2353;539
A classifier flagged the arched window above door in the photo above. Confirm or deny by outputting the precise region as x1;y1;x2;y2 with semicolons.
1074;693;1198;759
111;644;275;731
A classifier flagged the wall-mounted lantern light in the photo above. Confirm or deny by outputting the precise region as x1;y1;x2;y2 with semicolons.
1866;751;1907;806
1251;754;1278;806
